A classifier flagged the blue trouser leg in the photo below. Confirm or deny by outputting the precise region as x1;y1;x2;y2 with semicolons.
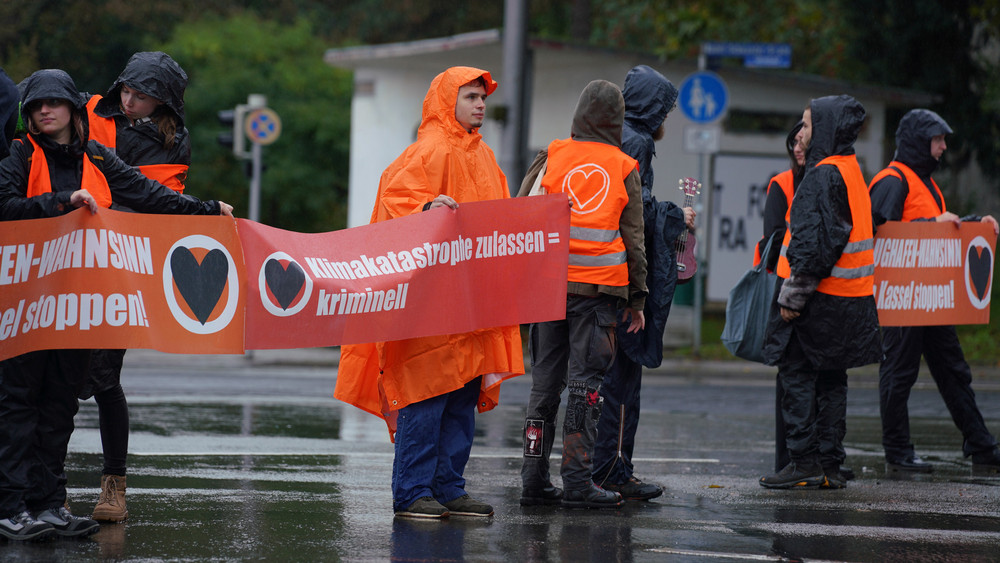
392;377;479;511
432;377;478;504
593;350;641;486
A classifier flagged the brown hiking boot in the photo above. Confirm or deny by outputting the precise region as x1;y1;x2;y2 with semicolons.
92;474;128;523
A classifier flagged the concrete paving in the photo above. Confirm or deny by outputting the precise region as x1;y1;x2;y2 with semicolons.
3;347;997;561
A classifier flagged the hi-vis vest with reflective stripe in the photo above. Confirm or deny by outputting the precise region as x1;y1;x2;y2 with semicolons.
868;161;944;221
24;135;113;208
86;95;187;193
776;155;874;297
543;138;636;287
753;169;794;267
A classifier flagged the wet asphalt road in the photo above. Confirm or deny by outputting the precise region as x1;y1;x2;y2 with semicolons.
4;349;999;562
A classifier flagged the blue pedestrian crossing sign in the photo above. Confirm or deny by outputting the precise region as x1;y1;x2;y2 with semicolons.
678;71;728;124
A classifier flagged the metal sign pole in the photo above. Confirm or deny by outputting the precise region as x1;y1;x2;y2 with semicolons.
693;154;705;355
249;141;262;224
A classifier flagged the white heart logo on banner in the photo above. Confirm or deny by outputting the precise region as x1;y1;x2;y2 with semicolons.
563;163;610;215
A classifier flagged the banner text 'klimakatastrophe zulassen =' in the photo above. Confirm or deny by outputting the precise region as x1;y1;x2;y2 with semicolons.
240;194;569;349
0;195;569;361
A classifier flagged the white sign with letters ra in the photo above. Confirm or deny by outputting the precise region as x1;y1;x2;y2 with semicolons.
707;154;789;302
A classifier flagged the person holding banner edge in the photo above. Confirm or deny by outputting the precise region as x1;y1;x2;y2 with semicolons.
79;51;193;524
335;66;524;520
517;79;646;509
0;68;232;541
869;108;1000;475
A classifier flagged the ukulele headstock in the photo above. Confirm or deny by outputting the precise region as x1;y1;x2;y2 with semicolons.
678;177;702;197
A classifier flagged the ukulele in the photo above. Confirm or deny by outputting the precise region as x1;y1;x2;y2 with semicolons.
675;177;701;284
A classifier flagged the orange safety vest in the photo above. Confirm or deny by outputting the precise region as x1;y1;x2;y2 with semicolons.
24;135;112;208
777;155;874;297
543;138;636;287
86;95;117;149
136;163;187;193
86;95;187;193
868;161;944;221
752;169;794;267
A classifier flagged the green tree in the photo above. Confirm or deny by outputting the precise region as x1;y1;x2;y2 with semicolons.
532;0;850;78
840;0;1000;214
162;13;352;232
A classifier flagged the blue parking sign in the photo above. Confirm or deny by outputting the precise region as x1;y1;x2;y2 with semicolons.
678;71;728;124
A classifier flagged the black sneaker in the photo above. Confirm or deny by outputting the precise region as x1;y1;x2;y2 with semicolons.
0;511;55;542
35;507;100;538
760;462;827;489
603;477;663;501
561;483;624;509
840;466;856;481
520;483;563;506
442;495;493;517
971;447;1000;476
394;496;449;519
886;454;933;474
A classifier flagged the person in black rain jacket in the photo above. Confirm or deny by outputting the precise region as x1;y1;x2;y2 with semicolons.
592;65;693;501
760;95;881;490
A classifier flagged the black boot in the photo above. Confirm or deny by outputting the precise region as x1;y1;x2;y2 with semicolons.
521;420;562;504
971;447;1000;475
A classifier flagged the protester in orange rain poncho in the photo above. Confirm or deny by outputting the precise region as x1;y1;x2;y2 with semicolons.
335;66;524;519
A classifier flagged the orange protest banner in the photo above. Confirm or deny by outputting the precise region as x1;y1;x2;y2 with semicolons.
873;221;996;326
0;208;246;362
2;196;570;361
240;194;570;349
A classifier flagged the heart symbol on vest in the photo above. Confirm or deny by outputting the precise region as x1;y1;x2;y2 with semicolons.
563;163;610;215
967;245;992;301
169;247;229;325
264;258;305;310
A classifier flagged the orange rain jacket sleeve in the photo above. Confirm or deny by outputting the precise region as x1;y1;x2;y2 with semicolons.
334;66;525;440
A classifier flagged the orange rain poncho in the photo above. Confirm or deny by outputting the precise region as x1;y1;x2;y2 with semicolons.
334;66;525;438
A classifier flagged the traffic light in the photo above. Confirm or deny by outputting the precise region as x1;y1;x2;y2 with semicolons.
217;104;247;157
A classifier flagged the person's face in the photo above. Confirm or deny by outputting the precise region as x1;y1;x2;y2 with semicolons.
930;134;947;160
454;81;487;132
653;115;667;141
120;84;162;122
30;98;73;142
799;108;812;151
793;133;806;166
